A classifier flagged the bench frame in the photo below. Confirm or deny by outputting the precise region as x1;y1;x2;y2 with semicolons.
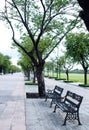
53;91;83;125
45;85;64;107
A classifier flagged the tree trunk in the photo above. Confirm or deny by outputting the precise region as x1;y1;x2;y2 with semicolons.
66;69;69;81
27;70;30;81
36;64;45;97
33;70;36;83
84;67;88;85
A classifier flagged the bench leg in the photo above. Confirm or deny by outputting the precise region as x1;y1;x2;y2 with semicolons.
63;112;82;125
63;112;68;125
50;100;53;107
77;112;82;125
50;102;52;107
53;104;57;113
45;97;47;102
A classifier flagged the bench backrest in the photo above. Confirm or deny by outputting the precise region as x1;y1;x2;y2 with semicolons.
53;85;63;98
64;91;83;111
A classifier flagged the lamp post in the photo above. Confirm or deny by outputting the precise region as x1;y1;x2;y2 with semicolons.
56;46;59;79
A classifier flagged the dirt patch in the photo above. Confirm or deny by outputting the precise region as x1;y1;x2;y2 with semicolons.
26;92;40;98
26;92;45;98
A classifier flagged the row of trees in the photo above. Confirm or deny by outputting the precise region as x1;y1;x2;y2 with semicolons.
45;32;89;85
0;52;20;74
17;32;89;86
65;33;89;85
0;0;88;97
17;51;36;82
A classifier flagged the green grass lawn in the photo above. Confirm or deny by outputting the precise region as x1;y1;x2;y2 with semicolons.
60;73;89;84
45;73;89;84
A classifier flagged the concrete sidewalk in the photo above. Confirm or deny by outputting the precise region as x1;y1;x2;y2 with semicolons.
0;73;26;130
25;78;89;130
0;73;89;130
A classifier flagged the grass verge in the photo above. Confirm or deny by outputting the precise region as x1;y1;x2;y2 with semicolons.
25;82;38;85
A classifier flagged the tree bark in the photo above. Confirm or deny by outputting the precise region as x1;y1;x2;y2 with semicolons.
66;69;69;81
27;70;30;81
36;64;45;97
33;70;36;83
77;0;89;31
84;67;88;85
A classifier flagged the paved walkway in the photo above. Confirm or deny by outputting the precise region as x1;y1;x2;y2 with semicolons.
0;73;89;130
25;78;89;130
0;73;26;130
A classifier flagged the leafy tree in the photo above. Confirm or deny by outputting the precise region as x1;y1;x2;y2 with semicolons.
45;59;55;77
18;54;35;82
63;57;73;81
0;0;80;97
56;55;73;80
0;53;4;73
44;61;52;77
56;56;65;79
65;33;89;85
3;55;12;74
17;36;38;82
18;58;31;80
10;64;21;73
0;53;12;74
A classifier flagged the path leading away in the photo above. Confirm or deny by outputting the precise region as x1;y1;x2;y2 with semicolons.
0;73;89;130
0;73;26;130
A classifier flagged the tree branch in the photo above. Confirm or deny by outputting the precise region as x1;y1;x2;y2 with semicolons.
24;0;27;23
5;15;38;66
44;16;79;60
11;0;35;45
36;0;54;46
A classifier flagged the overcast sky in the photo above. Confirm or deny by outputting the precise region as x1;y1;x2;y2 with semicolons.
0;1;20;66
0;21;19;65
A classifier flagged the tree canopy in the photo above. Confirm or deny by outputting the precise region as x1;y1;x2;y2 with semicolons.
0;0;81;97
0;52;20;74
0;0;80;61
65;33;89;66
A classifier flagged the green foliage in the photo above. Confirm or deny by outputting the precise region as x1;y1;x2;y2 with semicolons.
21;35;34;52
10;65;21;72
1;0;80;65
0;52;16;74
65;33;89;65
58;56;65;68
0;53;4;66
45;60;55;71
65;32;89;84
18;53;32;71
2;0;79;49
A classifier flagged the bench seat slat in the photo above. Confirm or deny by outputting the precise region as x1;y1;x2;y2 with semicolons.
56;101;77;113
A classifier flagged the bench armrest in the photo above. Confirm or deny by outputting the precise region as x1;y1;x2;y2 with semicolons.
56;96;65;102
47;89;54;93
